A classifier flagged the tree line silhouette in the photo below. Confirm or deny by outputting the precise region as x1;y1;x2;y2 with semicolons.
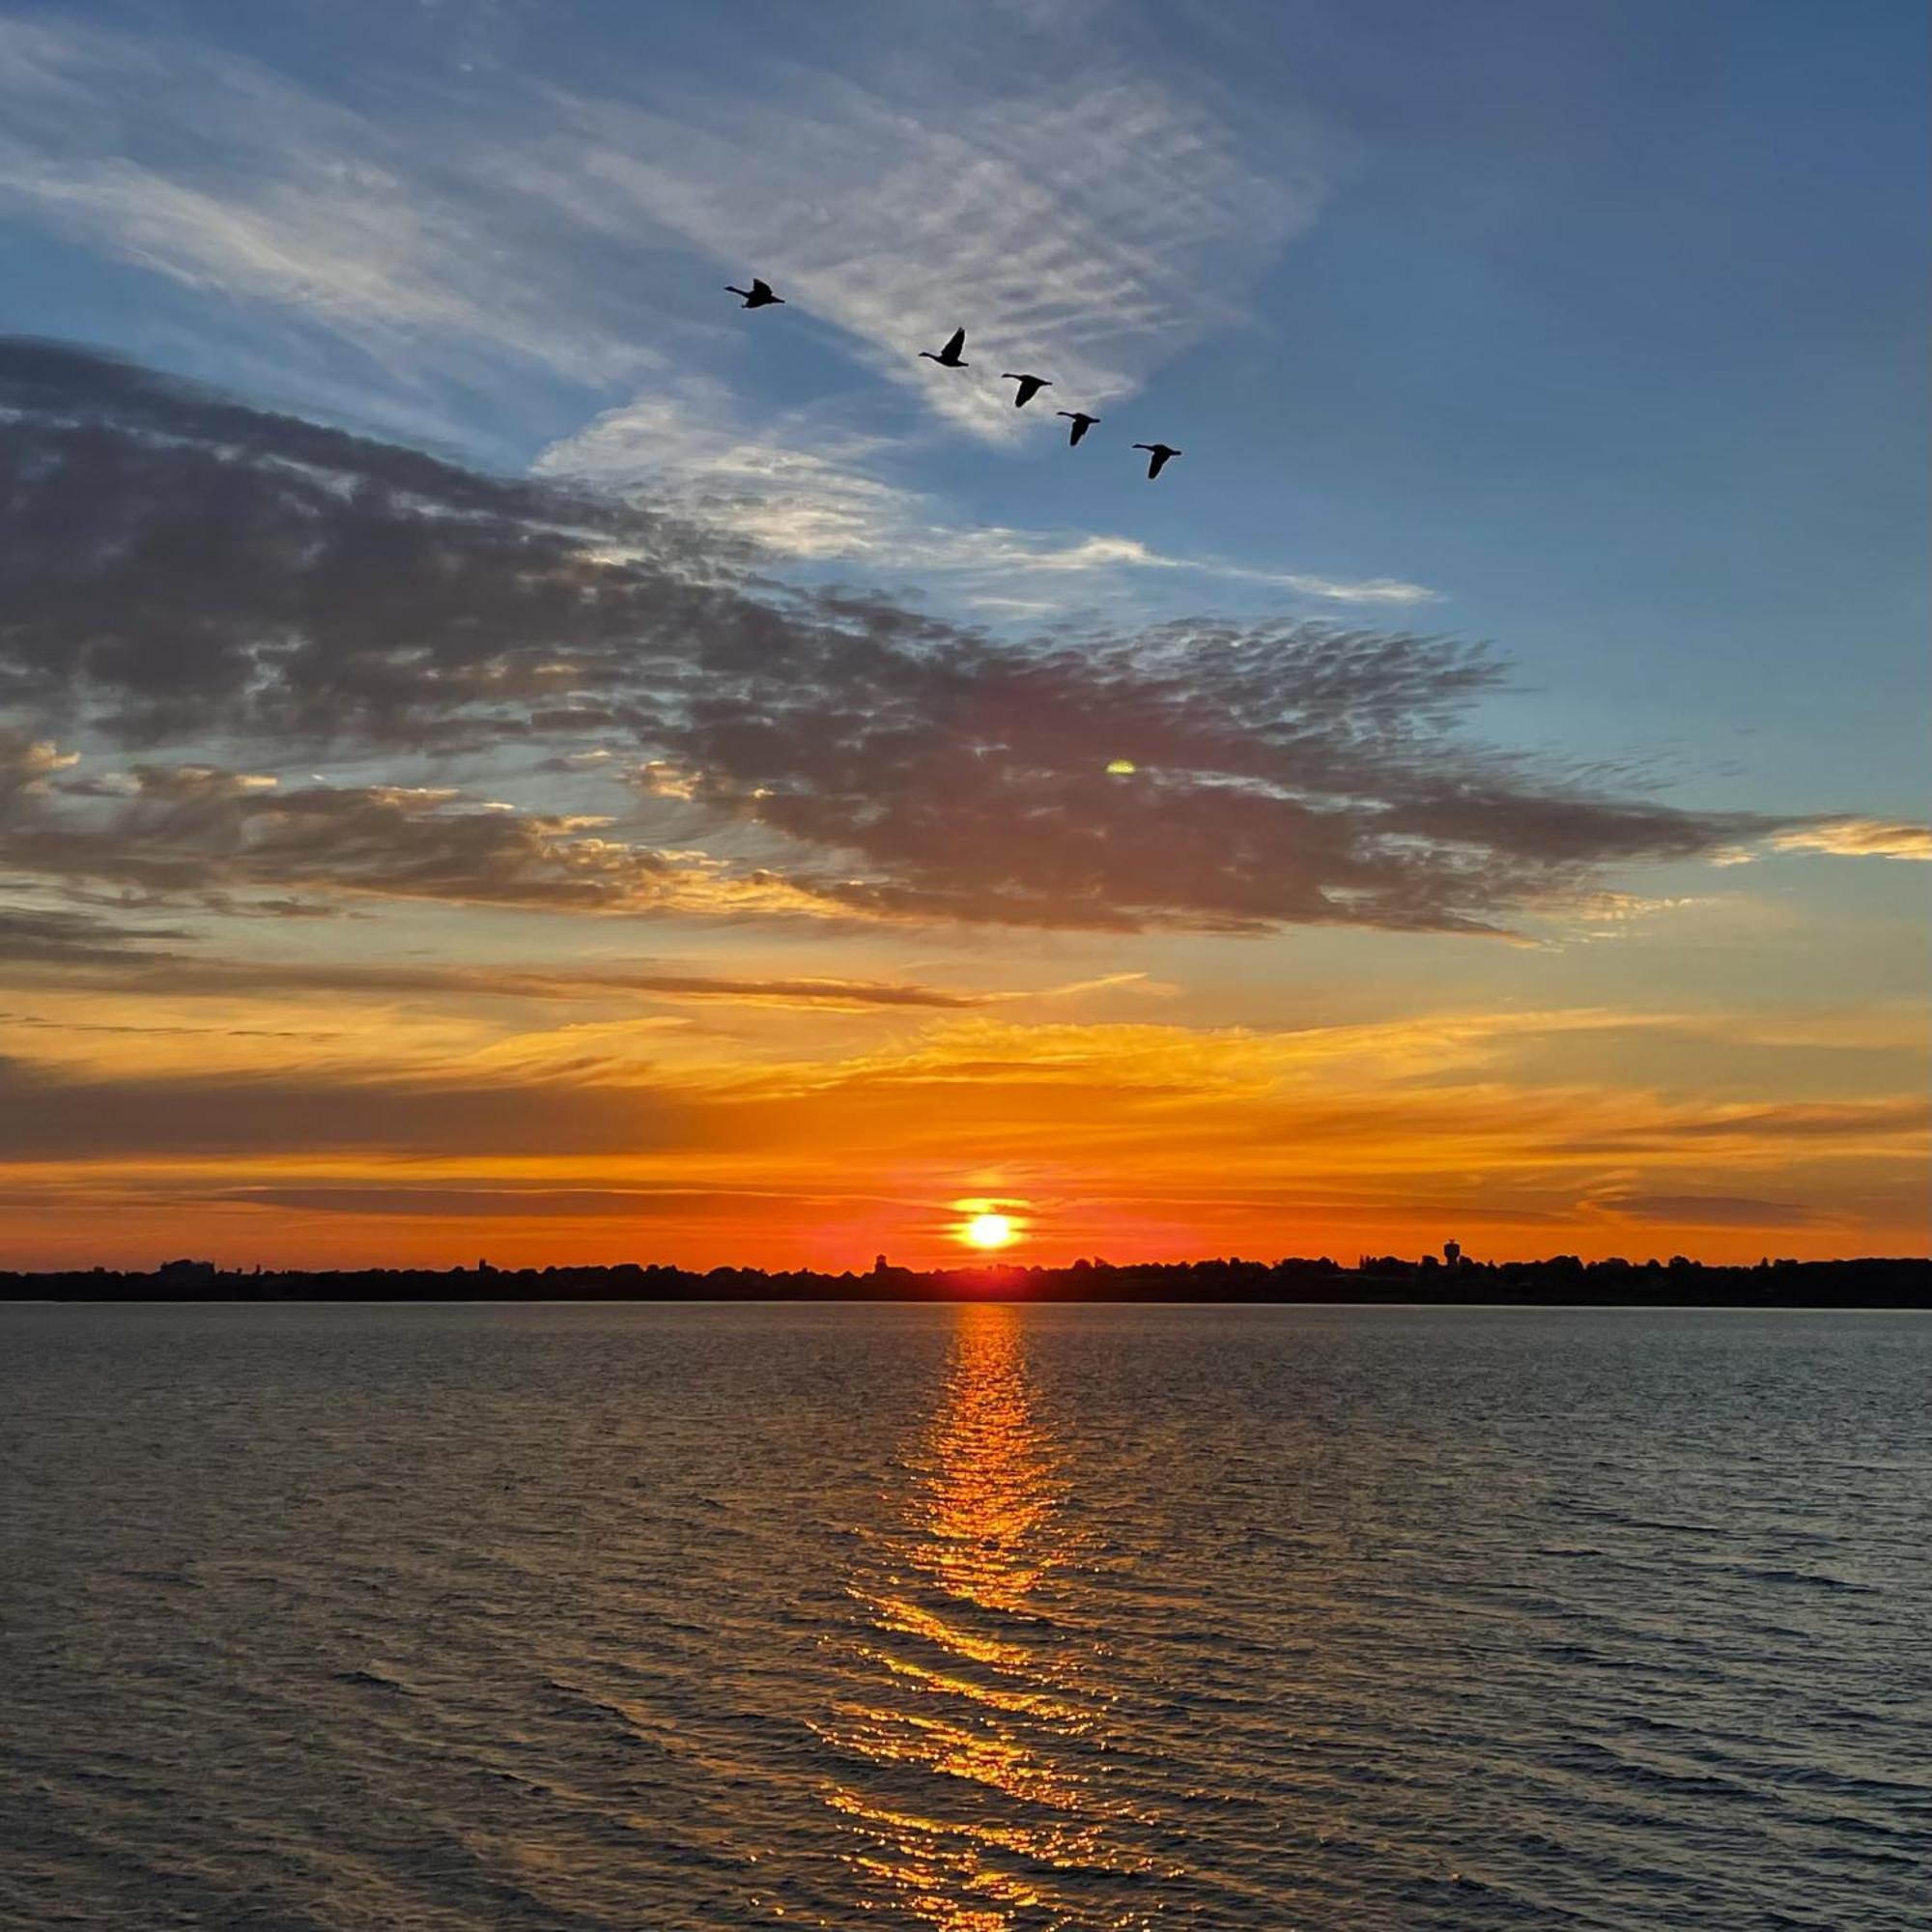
3;1253;1925;1306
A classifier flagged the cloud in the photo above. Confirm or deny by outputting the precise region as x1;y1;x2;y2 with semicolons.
540;383;1441;604
0;337;736;748
200;1185;800;1220
0;1051;698;1161
0;902;191;967
2;341;1833;938
1591;1192;1837;1231
536;59;1327;443
1762;819;1932;862
0;927;1004;1014
637;630;1788;932
0;16;658;381
1548;1096;1932;1160
1;763;815;920
418;967;996;1012
2;1009;1920;1259
1650;1099;1932;1142
0;728;80;805
1249;573;1443;607
0;1009;342;1042
537;382;911;561
0;9;1324;427
0;335;647;526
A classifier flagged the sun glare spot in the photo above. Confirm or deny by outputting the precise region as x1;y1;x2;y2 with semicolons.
961;1211;1017;1251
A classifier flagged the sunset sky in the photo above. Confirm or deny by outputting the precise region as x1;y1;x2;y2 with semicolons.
2;0;1926;1270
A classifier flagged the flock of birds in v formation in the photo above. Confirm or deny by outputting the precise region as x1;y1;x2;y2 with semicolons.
724;276;1181;478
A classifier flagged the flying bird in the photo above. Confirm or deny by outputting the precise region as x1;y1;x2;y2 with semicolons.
724;277;783;309
1133;441;1181;480
920;327;969;368
1057;411;1099;446
1002;372;1052;409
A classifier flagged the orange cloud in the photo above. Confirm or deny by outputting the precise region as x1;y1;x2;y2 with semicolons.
3;1006;1922;1270
1763;819;1932;861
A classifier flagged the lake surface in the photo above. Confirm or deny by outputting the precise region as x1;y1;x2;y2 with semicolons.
2;1301;1928;1930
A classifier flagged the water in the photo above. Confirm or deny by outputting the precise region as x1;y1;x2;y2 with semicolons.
2;1302;1928;1930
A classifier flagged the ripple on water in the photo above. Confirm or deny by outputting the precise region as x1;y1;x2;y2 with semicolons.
2;1301;1929;1930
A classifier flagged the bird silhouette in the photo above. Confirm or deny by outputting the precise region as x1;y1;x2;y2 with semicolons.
1001;373;1052;409
1057;411;1099;446
1133;442;1181;480
724;277;783;309
920;327;969;368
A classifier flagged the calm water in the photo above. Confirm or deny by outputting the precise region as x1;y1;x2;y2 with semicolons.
2;1302;1929;1930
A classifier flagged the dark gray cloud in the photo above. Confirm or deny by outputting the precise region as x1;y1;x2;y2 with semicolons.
9;944;997;1015
1600;1192;1835;1230
0;1053;697;1160
2;337;1806;936
0;891;995;1010
1556;1097;1932;1154
3;765;704;913
645;628;1780;931
201;1186;786;1219
0;901;191;966
1662;1101;1932;1141
0;339;616;524
0;337;739;749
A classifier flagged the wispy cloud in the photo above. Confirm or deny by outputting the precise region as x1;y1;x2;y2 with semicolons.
2;763;821;922
0;17;655;381
1250;571;1444;607
536;381;909;562
1585;1192;1842;1231
541;383;1439;603
0;9;1326;434
1762;819;1932;862
542;61;1329;441
0;14;1408;607
0;902;1005;1012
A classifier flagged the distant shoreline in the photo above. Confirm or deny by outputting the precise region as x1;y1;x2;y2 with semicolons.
5;1257;1928;1308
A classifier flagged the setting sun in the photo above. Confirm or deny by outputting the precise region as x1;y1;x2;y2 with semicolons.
961;1212;1017;1252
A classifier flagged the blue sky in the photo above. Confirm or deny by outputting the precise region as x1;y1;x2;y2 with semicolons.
1;0;1925;1266
5;0;1923;807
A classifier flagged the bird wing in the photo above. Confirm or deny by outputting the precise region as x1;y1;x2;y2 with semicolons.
751;278;774;298
944;327;965;358
1020;376;1048;405
1149;447;1173;477
1069;416;1090;443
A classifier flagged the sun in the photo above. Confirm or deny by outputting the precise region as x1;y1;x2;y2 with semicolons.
961;1211;1017;1252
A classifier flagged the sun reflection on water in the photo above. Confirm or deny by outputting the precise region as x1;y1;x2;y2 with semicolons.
812;1304;1164;1928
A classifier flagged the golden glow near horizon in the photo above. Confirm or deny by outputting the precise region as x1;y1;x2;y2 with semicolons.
6;974;1927;1270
